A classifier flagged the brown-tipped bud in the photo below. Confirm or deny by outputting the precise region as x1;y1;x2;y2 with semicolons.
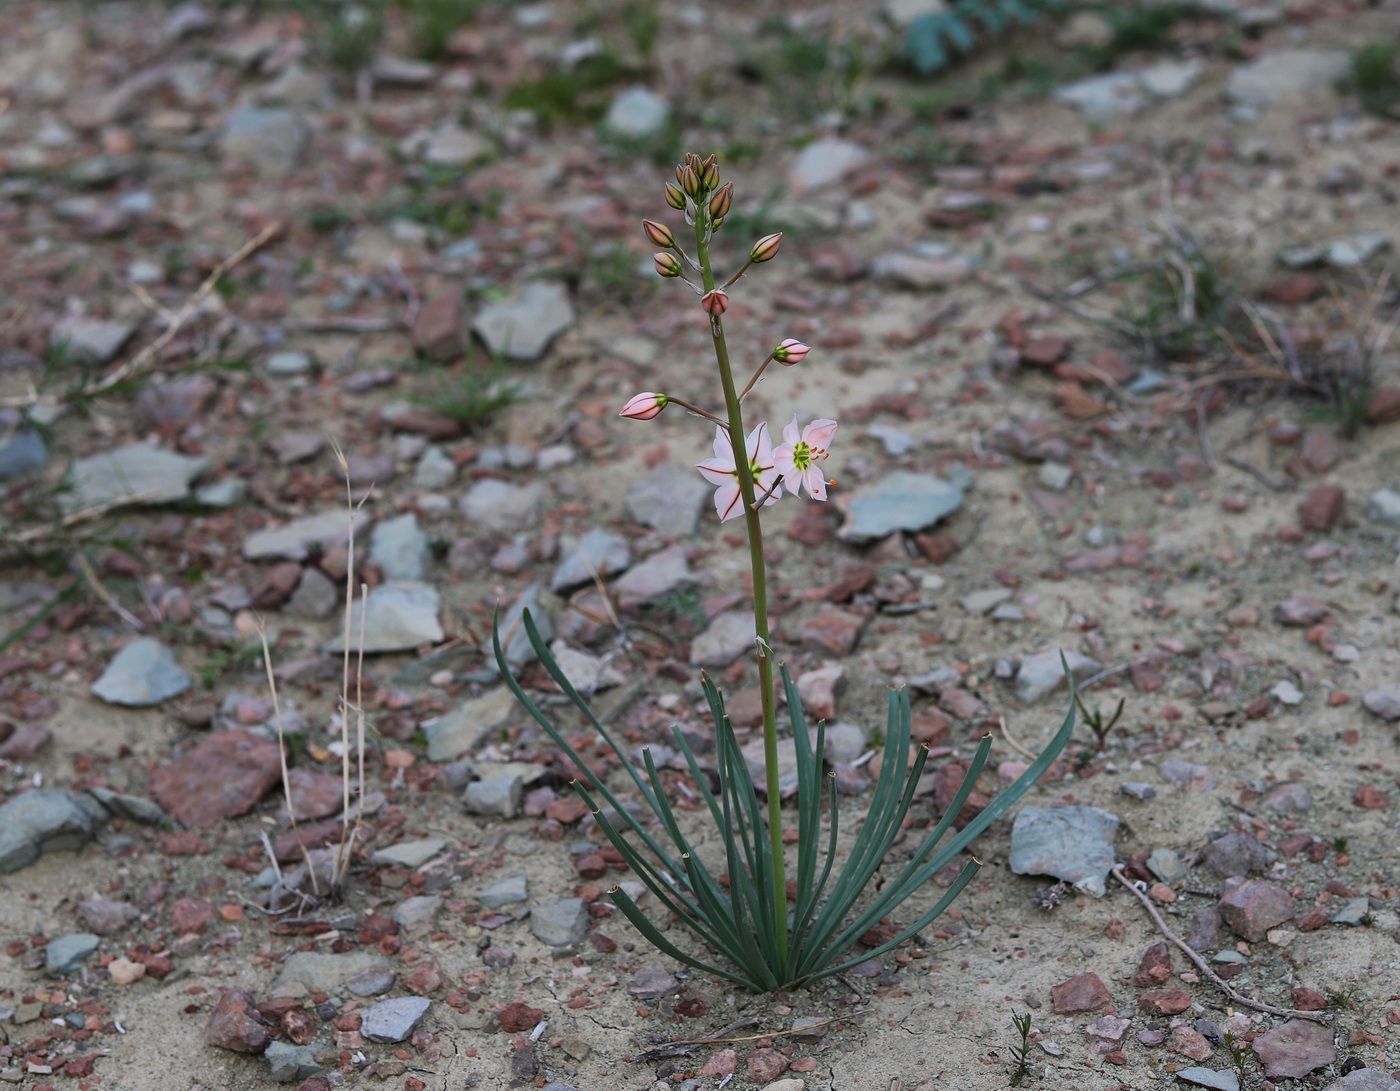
750;232;783;263
653;252;682;278
663;183;686;210
708;182;733;222
642;219;677;249
700;288;728;316
678;164;701;199
700;155;719;191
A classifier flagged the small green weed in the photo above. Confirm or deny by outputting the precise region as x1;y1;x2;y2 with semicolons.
306;204;356;236
1345;41;1400;116
1223;1030;1250;1081
505;50;631;126
653;588;706;630
1326;982;1362;1011
1333;836;1350;854
401;0;480;60
199;640;265;691
1008;1011;1036;1087
1076;695;1125;750
296;0;386;76
413;344;523;432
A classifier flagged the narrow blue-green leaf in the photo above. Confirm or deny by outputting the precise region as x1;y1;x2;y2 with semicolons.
608;887;761;991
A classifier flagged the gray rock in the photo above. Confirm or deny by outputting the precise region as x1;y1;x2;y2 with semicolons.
1015;650;1101;705
1138;59;1204;99
961;588;1013;616
884;0;948;28
413;446;457;490
0;427;48;479
286;567;338;620
392;895;442;937
326;581;443;653
1260;782;1313;814
1009;805;1120;897
265;1041;324;1083
0;790;100;872
472;281;574;361
1202;831;1268;878
530;897;590;947
194;478;247;507
1146;847;1187;884
741;736;799;798
603;86;670;138
276;950;390;994
77;897;140;935
548;640;623;692
345;966;396;997
221;106;308;178
51;316;137;367
836;472;964;541
270;431;324;465
551;528;630;592
1329;896;1373;925
244;509;374;562
624;463;709;536
823;723;867;765
1176;1068;1239;1091
789;138;871;193
1120;782;1157;801
1038;461;1074;492
496;583;553;669
690;610;755;668
612;544;696;609
1227;50;1349;107
266;350;312;376
64;442;208;513
86;787;167;825
256;64;329;108
1322;1069;1400;1091
866;423;915;457
46;932;101;974
405;123;492;167
478;874;528;910
463;775;524;818
1279;233;1390;269
370;513;429;581
1158;759;1215;790
460;478;543;534
91;638;190;706
1366;488;1400;525
1272;679;1304;705
426;687;518;761
361;996;432;1043
627;968;682;999
372;56;437;86
869;252;971;290
1362;684;1400;722
369;838;447;868
1054;72;1144;117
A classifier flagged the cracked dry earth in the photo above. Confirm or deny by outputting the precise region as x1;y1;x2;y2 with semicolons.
4;1;1400;1090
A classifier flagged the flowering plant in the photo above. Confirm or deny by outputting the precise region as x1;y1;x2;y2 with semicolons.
496;153;1074;991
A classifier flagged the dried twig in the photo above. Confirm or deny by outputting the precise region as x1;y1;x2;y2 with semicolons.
1015;276;1143;340
11;489;165;546
1224;454;1287;491
72;551;144;632
1110;866;1332;1025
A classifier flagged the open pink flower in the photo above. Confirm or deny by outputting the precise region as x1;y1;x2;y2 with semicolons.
696;423;782;522
774;415;837;501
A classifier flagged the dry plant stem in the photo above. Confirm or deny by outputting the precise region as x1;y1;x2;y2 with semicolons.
695;222;789;967
259;619;314;888
72;551;145;631
1110;866;1333;1025
1;221;280;411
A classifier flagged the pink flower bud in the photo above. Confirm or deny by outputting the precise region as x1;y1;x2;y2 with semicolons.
750;232;783;263
708;182;733;221
620;392;669;420
677;164;701;199
653;252;682;278
642;219;676;249
700;289;728;316
700;156;719;191
774;338;810;365
663;183;686;210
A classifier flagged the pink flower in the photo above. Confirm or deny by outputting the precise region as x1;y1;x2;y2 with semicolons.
774;338;810;365
696;423;782;522
701;289;728;316
774;415;837;500
620;392;669;420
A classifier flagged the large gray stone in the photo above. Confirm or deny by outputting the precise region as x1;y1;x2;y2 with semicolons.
392;895;442;937
551;528;630;592
460;478;543;534
624;463;709;537
326;581;443;653
369;838;447;868
51;316;137;367
91;638;190;706
276;950;390;993
472;281;574;361
1226;50;1349;107
603;86;670;138
45;932;101;974
0;790;100;872
1015;649;1101;705
370;513;429;581
496;584;553;668
1176;1069;1239;1091
1322;1069;1400;1091
612;544;696;609
837;472;964;542
361;996;432;1043
1366;488;1400;525
690;610;755;668
478;874;528;910
789;138;871;193
265;1041;324;1083
0;427;48;479
402;123;492;167
64;442;208;513
243;508;374;561
1054;72;1144;117
1363;684;1400;722
530;897;590;947
463;775;524;818
425;687;518;761
221;106;308;177
1009;805;1120;897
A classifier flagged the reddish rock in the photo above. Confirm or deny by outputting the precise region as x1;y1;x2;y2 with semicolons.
253;562;304;609
384;407;464;441
1366;386;1400;424
1020;336;1070;367
1130;662;1165;693
1261;273;1323;305
796;663;843;722
1252;1018;1336;1078
497;1002;543;1033
1299;428;1342;474
545;796;590;824
1273;595;1328;627
1051;972;1112;1014
575;854;607;880
911;706;950;744
283;767;345;822
700;1049;737;1077
745;1047;788;1083
171;897;214;935
787;510;834;547
205;988;270;1053
0;724;52;761
148;728;283;828
403;959;445;995
1353;784;1390;809
938;686;990;721
800;604;866;657
411;290;466;362
1139;988;1191;1015
160;831;209;855
78;898;139;936
1298;485;1344;531
1219;879;1294;942
914;532;960;563
1168;1025;1213;1061
1291;987;1327;1011
1133;942;1173;986
931;762;989;828
282;1009;318;1046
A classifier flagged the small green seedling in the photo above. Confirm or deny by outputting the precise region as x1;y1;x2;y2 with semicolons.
1009;1011;1035;1087
1076;695;1125;750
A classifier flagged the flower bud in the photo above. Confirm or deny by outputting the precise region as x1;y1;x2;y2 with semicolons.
642;219;676;249
663;183;686;210
700;289;728;316
708;182;733;222
774;338;810;365
678;164;701;199
700;155;719;191
750;232;783;263
653;252;682;278
620;392;668;420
